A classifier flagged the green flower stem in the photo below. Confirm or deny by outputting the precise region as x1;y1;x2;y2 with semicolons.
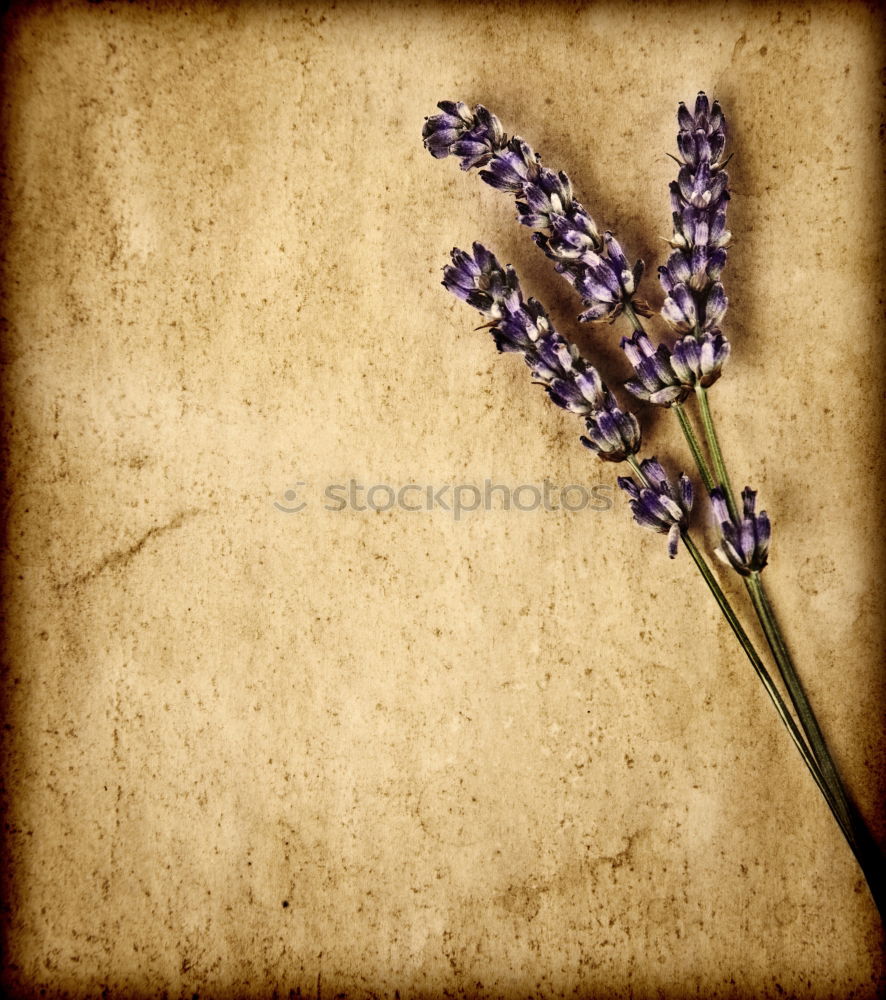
693;384;854;818
673;403;715;493
695;385;739;523
621;301;643;332
690;385;885;915
748;574;886;915
745;572;854;833
622;458;845;837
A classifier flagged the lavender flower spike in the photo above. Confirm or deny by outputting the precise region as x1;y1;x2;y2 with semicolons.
617;458;694;558
423;101;645;324
710;486;771;576
442;243;641;458
660;92;732;335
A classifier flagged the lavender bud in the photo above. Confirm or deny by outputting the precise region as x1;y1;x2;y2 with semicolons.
618;458;694;558
580;398;641;462
481;140;540;191
710;487;771;575
670;331;731;388
422;102;508;169
703;283;728;331
546;368;606;415
661;283;698;332
621;331;690;406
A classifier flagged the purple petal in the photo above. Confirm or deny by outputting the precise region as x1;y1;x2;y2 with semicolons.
667;523;681;558
639;458;667;491
679;474;694;512
694;92;710;121
617;476;640;500
709;487;730;526
756;512;772;558
578;301;615;322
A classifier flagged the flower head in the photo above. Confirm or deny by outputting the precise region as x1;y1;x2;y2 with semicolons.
710;487;771;576
621;331;689;406
422;102;507;169
618;459;694;558
441;243;626;428
661;92;731;335
580;397;641;462
670;331;731;388
424;103;644;324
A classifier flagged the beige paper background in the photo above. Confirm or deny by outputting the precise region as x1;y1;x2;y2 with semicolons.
1;1;883;997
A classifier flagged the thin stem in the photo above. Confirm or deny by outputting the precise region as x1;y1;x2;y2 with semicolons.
621;301;643;333
746;575;886;916
673;403;715;492
695;385;739;522
678;532;852;843
746;573;853;831
623;458;847;838
694;383;855;822
690;386;885;915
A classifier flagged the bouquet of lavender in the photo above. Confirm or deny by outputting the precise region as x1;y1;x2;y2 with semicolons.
422;94;884;917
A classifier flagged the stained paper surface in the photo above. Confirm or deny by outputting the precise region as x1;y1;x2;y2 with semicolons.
1;2;883;997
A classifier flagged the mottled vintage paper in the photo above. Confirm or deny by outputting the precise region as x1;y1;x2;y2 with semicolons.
1;1;883;997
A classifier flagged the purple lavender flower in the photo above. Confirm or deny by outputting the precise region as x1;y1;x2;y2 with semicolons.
580;398;641;462
661;93;732;335
621;328;732;406
671;331;731;388
621;331;689;406
424;102;644;324
422;102;507;169
617;459;694;558
442;243;618;414
710;487;771;576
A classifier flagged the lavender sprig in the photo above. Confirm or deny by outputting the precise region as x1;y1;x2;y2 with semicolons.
710;486;771;576
442;243;640;462
424;102;644;324
423;96;886;919
618;458;693;558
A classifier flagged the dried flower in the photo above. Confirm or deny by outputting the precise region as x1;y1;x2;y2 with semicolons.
442;243;606;405
618;459;694;558
671;331;731;388
621;327;732;405
423;102;643;324
661;92;731;335
422;102;507;169
621;330;689;406
710;487;771;575
580;398;641;462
